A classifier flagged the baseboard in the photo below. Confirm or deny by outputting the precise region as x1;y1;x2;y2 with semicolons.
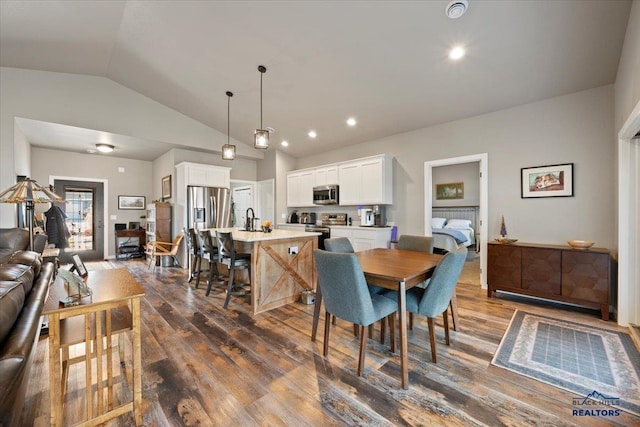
629;323;640;352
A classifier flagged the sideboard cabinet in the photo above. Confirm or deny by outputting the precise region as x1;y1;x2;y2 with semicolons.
487;242;612;320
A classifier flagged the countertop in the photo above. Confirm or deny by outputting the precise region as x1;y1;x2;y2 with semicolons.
204;228;320;242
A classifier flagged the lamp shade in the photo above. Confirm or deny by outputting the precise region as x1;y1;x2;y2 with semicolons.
254;129;269;149
0;178;65;204
222;143;236;160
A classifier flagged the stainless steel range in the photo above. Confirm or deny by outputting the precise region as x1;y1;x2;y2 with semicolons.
305;213;347;250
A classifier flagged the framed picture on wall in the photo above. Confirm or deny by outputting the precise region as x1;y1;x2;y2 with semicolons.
436;182;464;200
521;163;573;198
162;175;171;200
118;195;146;210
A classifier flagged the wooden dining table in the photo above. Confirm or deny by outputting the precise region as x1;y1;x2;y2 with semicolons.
311;247;443;389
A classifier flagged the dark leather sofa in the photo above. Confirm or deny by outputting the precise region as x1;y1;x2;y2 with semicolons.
0;229;54;427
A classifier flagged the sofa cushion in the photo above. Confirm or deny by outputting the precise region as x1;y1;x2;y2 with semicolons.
0;229;30;257
4;251;42;278
0;265;34;295
0;282;25;345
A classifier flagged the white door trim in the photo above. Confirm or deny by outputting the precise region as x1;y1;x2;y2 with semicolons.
617;99;640;327
49;175;109;259
424;153;488;289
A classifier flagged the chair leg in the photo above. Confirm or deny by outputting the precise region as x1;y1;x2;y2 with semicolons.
409;312;414;330
368;324;374;338
353;324;359;337
223;267;236;308
449;291;460;331
332;315;337;325
357;325;366;376
389;314;396;353
380;317;386;345
194;257;202;289
443;310;450;346
323;311;331;357
205;258;216;296
427;317;437;363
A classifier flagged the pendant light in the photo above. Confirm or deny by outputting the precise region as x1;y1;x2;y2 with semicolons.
254;65;269;149
222;91;236;160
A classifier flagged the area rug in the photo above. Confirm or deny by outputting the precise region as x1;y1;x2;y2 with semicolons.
492;310;640;416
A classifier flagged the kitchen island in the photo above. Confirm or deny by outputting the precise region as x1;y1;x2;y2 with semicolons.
204;228;320;314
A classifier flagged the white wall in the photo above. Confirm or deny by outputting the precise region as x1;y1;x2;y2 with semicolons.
0;67;261;227
432;163;479;207
296;85;616;249
30;147;153;257
615;0;640;132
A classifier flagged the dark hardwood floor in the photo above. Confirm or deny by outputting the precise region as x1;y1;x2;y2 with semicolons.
22;258;638;426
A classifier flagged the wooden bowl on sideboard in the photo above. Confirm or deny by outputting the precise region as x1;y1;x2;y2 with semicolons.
568;240;594;249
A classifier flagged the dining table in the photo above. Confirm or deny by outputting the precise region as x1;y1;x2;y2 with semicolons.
311;247;443;389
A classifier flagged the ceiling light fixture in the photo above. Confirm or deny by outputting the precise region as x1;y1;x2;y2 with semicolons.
445;0;468;19
347;118;357;126
308;130;317;138
449;46;466;60
254;65;269;149
96;143;114;153
222;91;236;160
281;140;289;147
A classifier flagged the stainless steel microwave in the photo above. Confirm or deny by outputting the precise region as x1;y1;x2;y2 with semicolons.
313;185;339;205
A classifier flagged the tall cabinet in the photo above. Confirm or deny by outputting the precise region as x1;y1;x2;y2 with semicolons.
146;202;172;246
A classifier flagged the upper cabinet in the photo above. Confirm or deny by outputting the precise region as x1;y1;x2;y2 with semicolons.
286;154;393;207
338;155;393;205
176;162;231;189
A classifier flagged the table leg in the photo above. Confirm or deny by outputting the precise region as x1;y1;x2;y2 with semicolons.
48;312;62;427
397;280;408;389
311;285;323;342
132;297;143;426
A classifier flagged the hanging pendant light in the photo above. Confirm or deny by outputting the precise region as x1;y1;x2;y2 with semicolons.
222;91;236;160
254;65;269;149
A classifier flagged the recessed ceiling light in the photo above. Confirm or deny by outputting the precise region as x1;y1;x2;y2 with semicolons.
449;46;465;60
96;143;114;153
445;0;468;19
308;130;317;138
281;140;289;147
346;118;357;126
86;149;97;154
266;126;275;133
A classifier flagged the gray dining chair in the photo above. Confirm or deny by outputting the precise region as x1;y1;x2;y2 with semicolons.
396;234;460;333
384;246;467;363
314;249;398;376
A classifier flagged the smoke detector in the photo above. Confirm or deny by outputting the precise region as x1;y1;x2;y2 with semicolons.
445;0;469;19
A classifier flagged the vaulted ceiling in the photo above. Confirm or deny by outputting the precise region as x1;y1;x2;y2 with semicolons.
0;0;632;160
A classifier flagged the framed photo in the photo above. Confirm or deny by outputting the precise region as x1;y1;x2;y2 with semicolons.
436;182;464;200
118;195;146;210
521;163;573;198
162;175;172;200
71;253;88;278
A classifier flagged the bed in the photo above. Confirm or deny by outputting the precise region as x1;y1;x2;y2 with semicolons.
431;206;478;253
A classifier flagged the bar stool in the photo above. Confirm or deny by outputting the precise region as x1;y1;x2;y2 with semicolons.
215;231;251;308
184;228;201;283
197;230;224;295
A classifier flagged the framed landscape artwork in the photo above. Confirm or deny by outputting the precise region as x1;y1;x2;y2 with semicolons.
118;195;146;210
436;182;464;200
162;175;172;200
521;163;573;198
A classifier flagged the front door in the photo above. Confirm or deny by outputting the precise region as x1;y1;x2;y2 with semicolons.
53;179;105;262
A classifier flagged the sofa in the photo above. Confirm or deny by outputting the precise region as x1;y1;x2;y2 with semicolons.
0;229;54;427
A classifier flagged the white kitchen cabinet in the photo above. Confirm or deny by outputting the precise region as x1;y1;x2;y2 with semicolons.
315;165;339;186
286;169;315;207
328;226;392;251
175;162;231;188
338;154;392;205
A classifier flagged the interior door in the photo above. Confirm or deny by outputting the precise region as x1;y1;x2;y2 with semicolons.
53;179;105;262
232;186;253;228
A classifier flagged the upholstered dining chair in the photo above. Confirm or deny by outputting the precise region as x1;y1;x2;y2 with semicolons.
384;246;467;363
314;249;398;376
146;234;183;271
215;231;251;308
396;234;460;332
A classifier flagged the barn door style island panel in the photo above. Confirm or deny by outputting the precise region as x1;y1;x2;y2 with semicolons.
487;242;613;320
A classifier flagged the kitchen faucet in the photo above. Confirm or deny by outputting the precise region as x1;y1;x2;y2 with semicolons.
245;208;255;231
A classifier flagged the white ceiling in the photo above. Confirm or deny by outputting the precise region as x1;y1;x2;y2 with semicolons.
0;0;632;160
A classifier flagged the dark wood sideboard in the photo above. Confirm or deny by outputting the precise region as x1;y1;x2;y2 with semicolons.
487;242;613;320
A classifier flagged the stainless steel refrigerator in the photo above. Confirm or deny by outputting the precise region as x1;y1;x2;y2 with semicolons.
187;186;232;230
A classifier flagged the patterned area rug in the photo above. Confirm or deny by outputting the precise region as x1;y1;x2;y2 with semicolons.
492;310;640;416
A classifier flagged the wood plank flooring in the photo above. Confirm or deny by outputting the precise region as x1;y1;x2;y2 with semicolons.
21;258;639;426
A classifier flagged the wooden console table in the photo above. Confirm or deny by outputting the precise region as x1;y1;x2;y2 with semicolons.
487;242;613;320
42;268;145;426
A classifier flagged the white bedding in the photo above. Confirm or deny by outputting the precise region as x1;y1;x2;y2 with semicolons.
432;227;475;252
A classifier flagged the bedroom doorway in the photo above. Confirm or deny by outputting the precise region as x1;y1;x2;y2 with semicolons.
424;153;488;289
